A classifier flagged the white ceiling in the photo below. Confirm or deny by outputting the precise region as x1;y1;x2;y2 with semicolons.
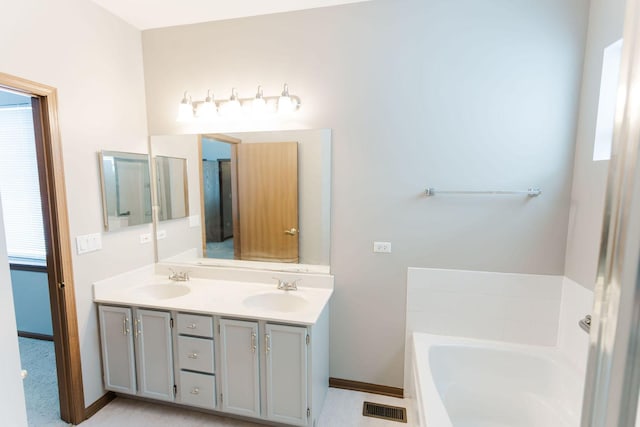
89;0;373;30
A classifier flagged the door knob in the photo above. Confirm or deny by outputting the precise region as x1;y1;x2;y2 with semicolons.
284;228;298;236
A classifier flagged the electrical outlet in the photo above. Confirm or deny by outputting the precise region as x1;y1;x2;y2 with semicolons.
373;241;392;253
140;233;152;244
157;230;167;240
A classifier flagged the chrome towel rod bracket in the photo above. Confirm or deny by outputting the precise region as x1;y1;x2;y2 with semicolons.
424;187;542;197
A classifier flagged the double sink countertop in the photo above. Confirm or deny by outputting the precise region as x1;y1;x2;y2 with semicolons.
93;263;334;325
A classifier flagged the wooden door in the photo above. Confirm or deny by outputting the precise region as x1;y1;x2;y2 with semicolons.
236;142;298;262
265;324;308;426
219;319;260;418
98;305;136;395
134;309;174;402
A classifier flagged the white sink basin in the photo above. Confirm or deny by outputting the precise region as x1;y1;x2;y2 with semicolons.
134;284;191;299
243;292;309;312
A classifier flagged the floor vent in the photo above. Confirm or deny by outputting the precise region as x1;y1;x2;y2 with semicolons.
362;401;407;423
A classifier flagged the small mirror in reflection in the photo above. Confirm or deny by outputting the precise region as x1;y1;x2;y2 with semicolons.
155;155;189;222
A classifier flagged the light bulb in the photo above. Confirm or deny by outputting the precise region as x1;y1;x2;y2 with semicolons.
223;87;242;117
176;91;193;122
252;85;267;116
198;90;217;120
278;83;294;114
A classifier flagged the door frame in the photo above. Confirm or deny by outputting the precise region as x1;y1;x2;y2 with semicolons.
0;72;85;424
199;133;241;259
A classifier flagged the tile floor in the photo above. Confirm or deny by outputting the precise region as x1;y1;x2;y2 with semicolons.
82;388;415;427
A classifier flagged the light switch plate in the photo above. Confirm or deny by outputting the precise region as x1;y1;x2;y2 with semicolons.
140;233;152;244
373;241;392;253
76;233;102;255
157;230;167;240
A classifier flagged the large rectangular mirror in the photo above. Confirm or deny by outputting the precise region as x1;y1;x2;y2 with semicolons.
150;129;331;271
98;150;152;231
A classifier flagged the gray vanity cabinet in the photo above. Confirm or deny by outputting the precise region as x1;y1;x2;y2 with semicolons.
219;320;310;426
219;319;261;418
98;305;174;401
98;306;136;395
265;323;309;426
135;309;175;401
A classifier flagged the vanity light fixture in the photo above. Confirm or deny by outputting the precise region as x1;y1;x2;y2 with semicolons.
176;84;301;121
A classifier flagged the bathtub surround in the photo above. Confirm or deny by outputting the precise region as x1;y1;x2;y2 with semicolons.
404;267;595;391
405;268;563;345
142;0;590;389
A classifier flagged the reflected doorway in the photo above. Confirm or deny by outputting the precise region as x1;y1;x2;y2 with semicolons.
202;137;234;259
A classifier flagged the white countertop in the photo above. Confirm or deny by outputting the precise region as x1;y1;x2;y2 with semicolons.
93;264;333;325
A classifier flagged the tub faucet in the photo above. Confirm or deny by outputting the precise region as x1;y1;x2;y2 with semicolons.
168;268;189;282
578;314;591;334
274;277;300;291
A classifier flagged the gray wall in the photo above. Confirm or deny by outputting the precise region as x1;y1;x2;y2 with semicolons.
142;0;589;387
564;0;627;291
11;269;52;336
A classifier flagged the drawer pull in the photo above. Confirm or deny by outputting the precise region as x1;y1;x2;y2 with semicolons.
190;387;200;395
187;352;199;359
187;323;197;329
251;332;257;353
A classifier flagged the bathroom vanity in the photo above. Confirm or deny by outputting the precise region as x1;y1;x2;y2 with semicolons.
93;264;332;427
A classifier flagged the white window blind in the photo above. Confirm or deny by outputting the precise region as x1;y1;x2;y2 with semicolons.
0;105;47;262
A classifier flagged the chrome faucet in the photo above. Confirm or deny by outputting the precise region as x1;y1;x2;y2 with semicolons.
168;268;190;282
274;277;300;291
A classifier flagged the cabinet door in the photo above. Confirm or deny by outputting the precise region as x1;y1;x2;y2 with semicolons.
98;305;136;395
135;309;174;401
219;319;260;417
265;324;308;426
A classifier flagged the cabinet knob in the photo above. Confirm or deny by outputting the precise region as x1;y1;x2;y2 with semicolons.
187;352;199;359
187;323;197;329
190;387;200;395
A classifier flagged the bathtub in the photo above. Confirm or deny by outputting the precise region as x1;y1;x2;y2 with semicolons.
410;333;585;427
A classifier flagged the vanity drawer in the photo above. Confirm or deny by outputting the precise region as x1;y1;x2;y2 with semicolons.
177;313;213;338
178;336;214;373
179;371;216;409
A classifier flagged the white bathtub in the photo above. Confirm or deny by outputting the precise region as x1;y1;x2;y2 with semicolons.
410;333;585;427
